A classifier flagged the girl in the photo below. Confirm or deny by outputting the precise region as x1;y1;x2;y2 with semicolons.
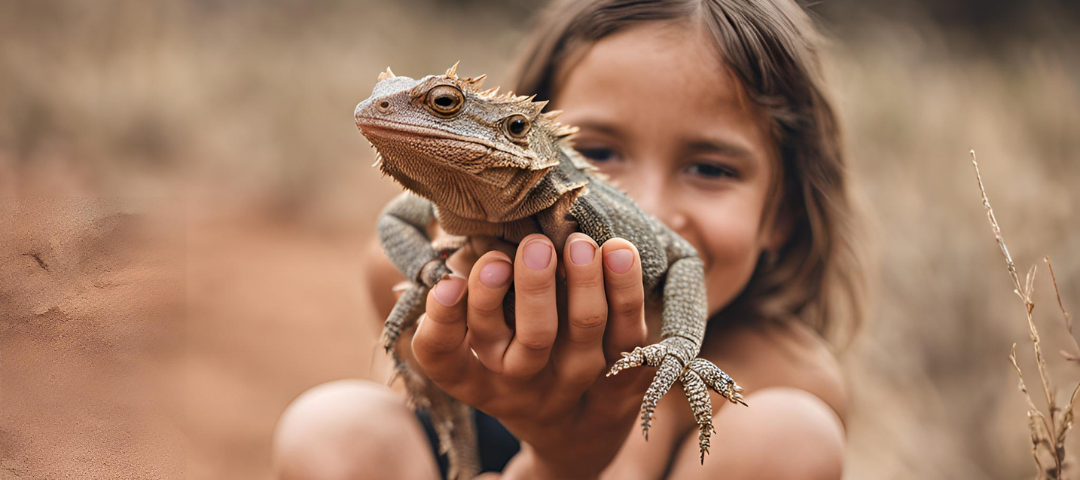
273;0;865;478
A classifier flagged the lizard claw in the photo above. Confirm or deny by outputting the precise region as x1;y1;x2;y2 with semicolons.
606;339;745;462
382;260;455;354
688;358;746;407
419;259;453;288
380;284;429;352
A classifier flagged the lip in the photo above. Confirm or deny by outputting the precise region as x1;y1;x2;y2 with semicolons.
356;116;485;144
357;117;528;188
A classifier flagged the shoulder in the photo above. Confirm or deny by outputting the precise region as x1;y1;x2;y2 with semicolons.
667;387;844;480
648;321;850;479
702;319;849;423
603;318;847;480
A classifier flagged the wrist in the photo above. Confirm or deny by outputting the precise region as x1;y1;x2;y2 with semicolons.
502;445;601;480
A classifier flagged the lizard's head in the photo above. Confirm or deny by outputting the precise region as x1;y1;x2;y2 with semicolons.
354;63;577;219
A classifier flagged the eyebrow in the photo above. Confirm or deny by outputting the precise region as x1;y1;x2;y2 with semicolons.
568;118;626;140
683;138;756;160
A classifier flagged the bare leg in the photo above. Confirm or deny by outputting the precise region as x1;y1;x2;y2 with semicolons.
272;380;440;480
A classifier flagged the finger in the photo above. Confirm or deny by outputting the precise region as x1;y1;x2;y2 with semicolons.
600;239;647;365
552;233;609;390
466;251;514;372
503;234;558;379
413;274;486;388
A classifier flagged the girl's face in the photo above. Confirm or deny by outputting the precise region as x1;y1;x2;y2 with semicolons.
553;21;785;317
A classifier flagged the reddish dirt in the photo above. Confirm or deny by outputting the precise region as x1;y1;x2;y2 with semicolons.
1;198;389;479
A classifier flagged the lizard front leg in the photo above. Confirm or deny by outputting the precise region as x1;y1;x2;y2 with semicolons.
606;256;745;463
377;192;453;350
377;192;479;480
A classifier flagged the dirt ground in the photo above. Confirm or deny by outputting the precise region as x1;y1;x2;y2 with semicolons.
0;196;399;479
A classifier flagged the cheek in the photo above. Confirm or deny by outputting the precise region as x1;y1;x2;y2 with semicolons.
691;202;765;316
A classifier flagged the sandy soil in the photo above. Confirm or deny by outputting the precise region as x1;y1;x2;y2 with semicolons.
1;198;388;479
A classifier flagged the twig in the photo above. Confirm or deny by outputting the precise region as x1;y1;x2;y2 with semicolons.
972;150;1074;478
1047;257;1080;363
1014;343;1051;475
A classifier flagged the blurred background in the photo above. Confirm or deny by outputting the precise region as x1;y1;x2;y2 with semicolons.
1;0;1078;478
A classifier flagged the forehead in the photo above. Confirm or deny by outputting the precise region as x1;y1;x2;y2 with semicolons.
554;21;773;156
373;74;541;118
372;75;424;97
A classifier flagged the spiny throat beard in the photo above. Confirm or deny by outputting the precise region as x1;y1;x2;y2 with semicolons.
376;146;554;224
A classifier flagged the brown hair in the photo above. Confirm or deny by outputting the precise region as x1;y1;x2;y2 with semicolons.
509;0;867;346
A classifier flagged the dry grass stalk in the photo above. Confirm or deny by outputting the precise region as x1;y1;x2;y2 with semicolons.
971;150;1080;479
1048;260;1080;363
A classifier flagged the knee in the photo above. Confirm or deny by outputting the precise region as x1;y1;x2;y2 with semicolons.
272;380;434;480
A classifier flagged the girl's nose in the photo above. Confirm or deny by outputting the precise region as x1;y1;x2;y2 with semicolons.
621;168;688;232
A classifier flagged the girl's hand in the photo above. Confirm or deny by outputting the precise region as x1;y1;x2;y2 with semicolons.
411;232;650;480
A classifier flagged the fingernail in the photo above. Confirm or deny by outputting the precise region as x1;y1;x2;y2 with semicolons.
523;240;552;270
569;239;595;266
603;249;634;274
479;260;512;288
432;275;467;306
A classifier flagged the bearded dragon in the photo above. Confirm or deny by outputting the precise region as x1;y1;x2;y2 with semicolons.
354;63;746;479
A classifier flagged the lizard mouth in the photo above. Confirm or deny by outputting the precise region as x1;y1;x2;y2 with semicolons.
357;117;528;189
356;117;513;156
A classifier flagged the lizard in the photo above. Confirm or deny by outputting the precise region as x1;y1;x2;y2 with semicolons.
354;63;746;479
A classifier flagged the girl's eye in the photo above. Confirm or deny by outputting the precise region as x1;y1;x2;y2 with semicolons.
576;147;619;162
686;162;737;179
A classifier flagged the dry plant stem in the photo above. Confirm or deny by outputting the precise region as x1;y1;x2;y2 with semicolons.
972;150;1055;421
1012;343;1051;476
971;150;1073;479
1049;256;1080;468
1047;258;1080;362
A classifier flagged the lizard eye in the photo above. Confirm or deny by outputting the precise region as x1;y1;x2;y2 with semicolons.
426;85;464;117
504;114;530;139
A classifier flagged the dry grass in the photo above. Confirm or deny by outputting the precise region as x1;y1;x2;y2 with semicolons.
832;20;1080;479
973;150;1080;478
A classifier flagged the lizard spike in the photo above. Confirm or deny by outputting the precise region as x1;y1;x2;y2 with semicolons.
377;66;396;81
445;61;460;79
529;100;549;114
524;94;537;102
555;125;580;138
371;152;384;168
542;110;563;120
468;74;487;89
481;87;499;98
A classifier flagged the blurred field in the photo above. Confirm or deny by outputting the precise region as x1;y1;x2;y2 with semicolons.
1;1;1079;479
